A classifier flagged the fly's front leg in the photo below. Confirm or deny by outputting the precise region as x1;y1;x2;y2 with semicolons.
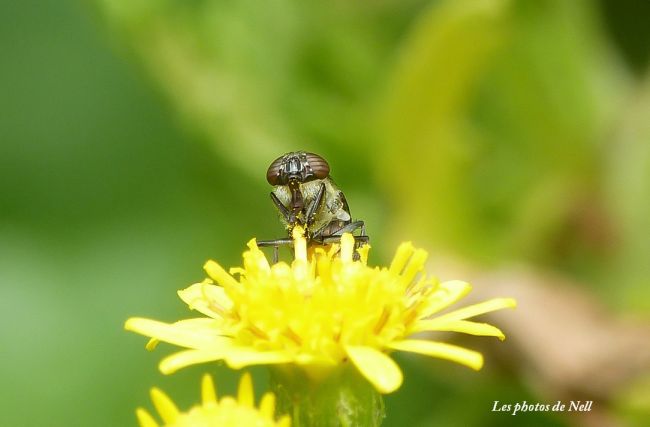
305;182;326;227
270;192;291;223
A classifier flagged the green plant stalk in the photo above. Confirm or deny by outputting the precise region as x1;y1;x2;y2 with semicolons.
270;364;385;427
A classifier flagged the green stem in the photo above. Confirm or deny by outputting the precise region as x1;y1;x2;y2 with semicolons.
270;364;385;427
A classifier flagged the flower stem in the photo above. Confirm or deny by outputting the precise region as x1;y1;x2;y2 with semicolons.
270;364;385;427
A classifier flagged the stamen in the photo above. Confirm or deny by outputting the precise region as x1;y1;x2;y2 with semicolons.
374;307;391;334
283;327;303;346
247;324;269;340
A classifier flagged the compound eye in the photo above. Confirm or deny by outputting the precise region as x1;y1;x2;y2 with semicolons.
305;152;330;179
266;156;285;185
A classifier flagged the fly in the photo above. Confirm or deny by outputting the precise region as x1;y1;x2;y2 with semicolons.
257;151;368;261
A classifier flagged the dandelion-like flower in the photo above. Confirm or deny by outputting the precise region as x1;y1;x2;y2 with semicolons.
136;372;290;427
126;228;515;393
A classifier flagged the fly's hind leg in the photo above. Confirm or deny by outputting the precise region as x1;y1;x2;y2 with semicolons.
328;221;369;245
317;220;369;260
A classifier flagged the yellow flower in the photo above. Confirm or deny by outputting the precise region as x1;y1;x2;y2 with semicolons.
136;372;290;427
126;228;515;393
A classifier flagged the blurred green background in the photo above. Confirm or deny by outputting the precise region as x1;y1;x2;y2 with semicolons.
1;0;649;426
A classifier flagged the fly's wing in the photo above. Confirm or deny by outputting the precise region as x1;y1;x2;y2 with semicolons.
325;177;351;223
311;178;352;238
337;190;351;221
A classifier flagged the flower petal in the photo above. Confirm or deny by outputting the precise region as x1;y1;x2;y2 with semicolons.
201;374;217;405
150;388;179;423
135;408;159;427
356;243;370;265
400;248;428;286
389;339;483;370
412;319;506;340
345;345;403;393
237;372;254;407
259;392;276;418
159;349;228;374
340;233;355;262
389;242;414;275
204;260;240;288
419;280;472;318
145;338;159;351
225;349;294;369
429;297;517;323
245;239;272;273
172;317;225;334
178;282;233;318
125;317;226;350
292;226;308;262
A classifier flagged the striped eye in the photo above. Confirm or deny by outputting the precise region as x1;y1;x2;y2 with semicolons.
266;155;285;185
304;152;330;179
265;151;331;186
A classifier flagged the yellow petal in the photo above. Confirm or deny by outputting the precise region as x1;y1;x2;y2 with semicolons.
178;283;232;318
135;408;159;427
292;226;307;262
125;318;224;350
159;349;227;374
400;248;428;286
326;242;340;258
204;260;240;288
389;339;483;370
201;374;217;405
429;297;517;323
340;233;355;262
169;318;225;339
229;267;246;276
412;319;505;340
345;346;403;393
356;243;370;265
419;280;472;318
225;349;293;369
145;338;159;351
278;415;292;427
237;372;254;407
150;388;179;423
259;392;276;418
389;242;414;275
245;239;272;273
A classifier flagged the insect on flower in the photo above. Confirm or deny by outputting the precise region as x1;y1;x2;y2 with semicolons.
257;151;368;261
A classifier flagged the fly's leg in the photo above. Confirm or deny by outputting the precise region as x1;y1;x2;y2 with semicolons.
314;220;368;243
331;220;365;236
316;220;369;260
257;237;293;263
305;182;326;226
270;192;291;223
320;234;369;245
